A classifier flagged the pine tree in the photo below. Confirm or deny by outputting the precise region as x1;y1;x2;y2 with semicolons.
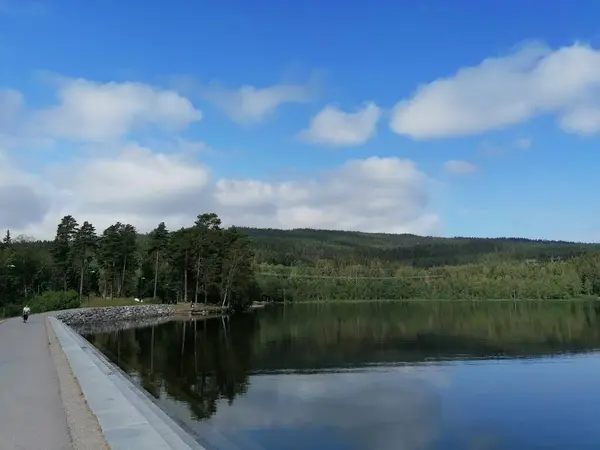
73;221;98;300
51;215;78;291
148;222;169;300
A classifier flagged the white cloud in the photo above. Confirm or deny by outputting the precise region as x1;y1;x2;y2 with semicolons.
443;160;478;175
30;78;202;142
390;42;600;139
0;74;438;239
559;106;600;134
298;102;381;146
53;143;211;206
0;89;23;130
2;146;439;239
203;82;311;124
215;156;439;234
0;150;53;229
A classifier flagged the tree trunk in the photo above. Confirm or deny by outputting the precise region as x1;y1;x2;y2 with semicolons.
118;255;127;297
221;286;229;307
183;250;188;303
79;261;85;301
110;262;115;299
153;251;159;300
221;259;239;307
194;256;201;304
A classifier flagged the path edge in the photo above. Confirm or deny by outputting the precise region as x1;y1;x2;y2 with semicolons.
46;317;110;450
48;316;206;450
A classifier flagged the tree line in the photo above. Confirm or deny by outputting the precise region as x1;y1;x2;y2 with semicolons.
254;255;600;301
2;216;600;315
243;227;600;267
0;213;257;314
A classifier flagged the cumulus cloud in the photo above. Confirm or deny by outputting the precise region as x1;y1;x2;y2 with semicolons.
390;42;600;139
0;74;439;239
2;146;439;239
51;143;212;213
0;89;23;131
203;82;311;124
30;78;202;142
443;160;478;175
0;150;52;229
215;156;439;234
298;102;381;146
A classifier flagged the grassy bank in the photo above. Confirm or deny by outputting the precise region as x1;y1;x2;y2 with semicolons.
84;297;147;308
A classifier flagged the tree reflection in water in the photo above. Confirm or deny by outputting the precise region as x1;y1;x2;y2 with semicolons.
87;314;256;421
85;300;600;443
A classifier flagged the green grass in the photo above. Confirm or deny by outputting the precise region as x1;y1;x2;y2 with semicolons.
84;297;142;308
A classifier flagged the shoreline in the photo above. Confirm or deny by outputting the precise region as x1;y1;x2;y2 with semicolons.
284;297;600;304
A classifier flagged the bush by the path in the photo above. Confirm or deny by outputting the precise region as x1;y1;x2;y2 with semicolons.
29;290;81;313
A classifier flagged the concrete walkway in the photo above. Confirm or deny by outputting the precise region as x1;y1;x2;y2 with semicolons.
0;315;73;450
0;312;204;450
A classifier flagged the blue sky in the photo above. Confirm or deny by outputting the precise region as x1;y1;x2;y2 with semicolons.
1;0;600;241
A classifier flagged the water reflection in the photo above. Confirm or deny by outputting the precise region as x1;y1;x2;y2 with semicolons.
85;301;600;449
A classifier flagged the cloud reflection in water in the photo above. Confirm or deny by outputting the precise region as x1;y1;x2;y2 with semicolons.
184;366;448;450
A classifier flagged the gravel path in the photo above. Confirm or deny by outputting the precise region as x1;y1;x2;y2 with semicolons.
47;317;110;450
0;314;110;449
0;315;73;449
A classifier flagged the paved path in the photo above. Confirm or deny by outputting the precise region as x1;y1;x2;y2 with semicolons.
0;315;73;450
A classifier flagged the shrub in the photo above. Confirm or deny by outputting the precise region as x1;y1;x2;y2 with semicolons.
28;290;81;313
1;304;22;318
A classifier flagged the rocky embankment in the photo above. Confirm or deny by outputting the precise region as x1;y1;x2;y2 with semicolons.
56;305;176;332
68;315;175;335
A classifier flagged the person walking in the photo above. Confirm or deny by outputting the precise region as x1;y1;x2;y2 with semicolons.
22;305;30;322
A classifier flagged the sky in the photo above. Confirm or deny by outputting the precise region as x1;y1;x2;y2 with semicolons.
2;0;600;241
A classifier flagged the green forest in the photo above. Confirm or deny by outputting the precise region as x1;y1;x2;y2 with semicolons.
2;213;600;314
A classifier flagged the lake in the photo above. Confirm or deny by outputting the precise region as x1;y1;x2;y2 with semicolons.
84;301;600;449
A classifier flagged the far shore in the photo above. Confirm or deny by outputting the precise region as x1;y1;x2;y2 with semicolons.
282;297;600;304
4;296;600;322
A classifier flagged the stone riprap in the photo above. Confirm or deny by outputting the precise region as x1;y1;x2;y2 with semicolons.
70;315;175;335
56;304;176;329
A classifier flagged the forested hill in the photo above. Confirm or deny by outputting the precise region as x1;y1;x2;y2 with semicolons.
239;227;600;268
4;216;600;309
8;226;600;269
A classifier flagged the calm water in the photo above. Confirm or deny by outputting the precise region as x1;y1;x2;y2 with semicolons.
85;301;600;449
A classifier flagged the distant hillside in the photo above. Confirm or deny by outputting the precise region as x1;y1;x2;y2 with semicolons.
239;227;600;268
14;226;600;269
